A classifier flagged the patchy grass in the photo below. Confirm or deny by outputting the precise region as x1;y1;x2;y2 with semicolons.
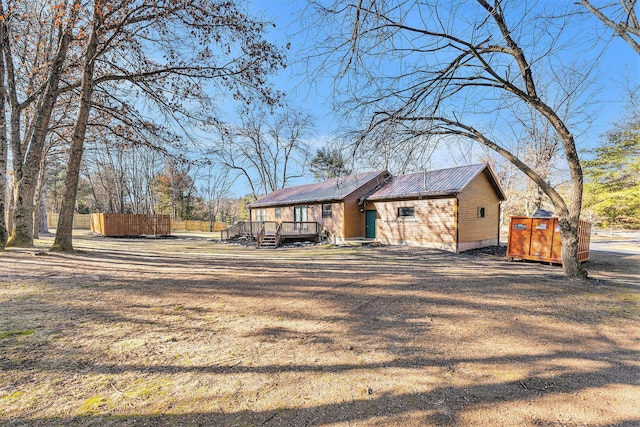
0;329;35;340
78;395;109;415
0;231;638;426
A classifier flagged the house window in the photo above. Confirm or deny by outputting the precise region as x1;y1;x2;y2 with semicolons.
477;207;486;218
322;203;332;218
294;205;308;231
397;207;415;217
255;208;266;222
275;207;282;219
294;206;308;222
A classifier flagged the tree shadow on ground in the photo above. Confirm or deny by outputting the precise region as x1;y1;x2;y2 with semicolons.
3;359;639;426
1;237;639;426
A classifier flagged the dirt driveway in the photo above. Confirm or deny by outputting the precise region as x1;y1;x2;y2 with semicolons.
1;231;639;426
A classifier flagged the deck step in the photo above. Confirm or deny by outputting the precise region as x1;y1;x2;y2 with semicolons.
258;236;278;249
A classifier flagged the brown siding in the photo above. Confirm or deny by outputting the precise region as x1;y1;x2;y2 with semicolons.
456;170;501;249
251;203;346;238
251;207;279;222
343;176;388;238
249;172;388;240
371;198;456;250
343;192;363;238
307;202;345;238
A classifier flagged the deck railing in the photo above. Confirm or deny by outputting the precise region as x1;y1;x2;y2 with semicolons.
280;221;319;236
221;221;278;240
221;221;254;240
263;221;279;234
256;222;283;248
275;223;283;247
222;220;319;241
256;225;266;247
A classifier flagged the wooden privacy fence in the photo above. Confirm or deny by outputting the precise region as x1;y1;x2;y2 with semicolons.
47;213;227;233
90;213;171;237
171;220;227;232
47;213;92;229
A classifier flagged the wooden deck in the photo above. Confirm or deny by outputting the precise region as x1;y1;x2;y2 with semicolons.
221;221;320;249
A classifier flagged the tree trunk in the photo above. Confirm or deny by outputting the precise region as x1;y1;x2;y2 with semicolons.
0;131;6;249
558;216;584;277
557;136;586;278
0;136;6;249
37;172;49;235
33;201;40;240
0;24;7;249
9;177;37;246
38;197;48;234
6;0;80;247
0;1;13;249
52;6;98;252
33;158;47;239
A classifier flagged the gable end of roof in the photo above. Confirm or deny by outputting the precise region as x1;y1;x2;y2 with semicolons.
366;163;505;201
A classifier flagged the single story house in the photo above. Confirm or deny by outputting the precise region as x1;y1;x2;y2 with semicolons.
249;170;391;242
248;163;505;251
364;163;506;252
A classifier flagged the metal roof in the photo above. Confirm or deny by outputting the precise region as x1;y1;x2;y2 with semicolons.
249;170;389;208
366;163;506;201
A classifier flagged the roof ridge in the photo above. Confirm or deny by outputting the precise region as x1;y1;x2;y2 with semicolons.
366;163;493;201
392;163;486;179
249;169;389;208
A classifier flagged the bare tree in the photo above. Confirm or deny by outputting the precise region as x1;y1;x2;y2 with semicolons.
0;11;7;248
199;164;235;231
474;64;596;234
349;122;439;175
580;0;640;54
49;0;285;251
81;91;179;215
122;146;163;215
84;140;130;214
1;0;81;247
213;106;313;199
0;0;284;250
308;0;595;277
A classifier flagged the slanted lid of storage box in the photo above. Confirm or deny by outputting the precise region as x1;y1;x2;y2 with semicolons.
532;208;554;218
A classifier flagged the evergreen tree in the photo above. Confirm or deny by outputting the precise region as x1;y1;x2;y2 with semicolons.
583;117;640;228
309;147;352;182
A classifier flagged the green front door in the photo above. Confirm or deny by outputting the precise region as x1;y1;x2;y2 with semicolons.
365;210;376;238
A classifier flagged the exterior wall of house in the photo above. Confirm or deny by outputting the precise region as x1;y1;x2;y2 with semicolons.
340;176;388;238
250;202;346;240
343;192;364;239
456;171;501;251
370;198;457;251
306;202;345;239
250;206;288;222
248;169;501;250
249;172;389;242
